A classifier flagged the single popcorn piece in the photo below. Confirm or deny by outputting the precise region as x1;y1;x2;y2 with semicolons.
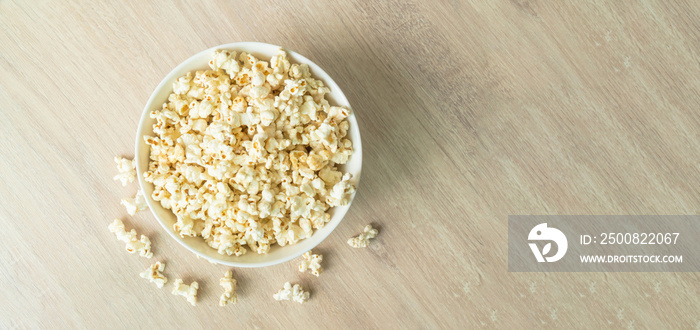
120;190;148;216
113;156;136;186
172;279;199;306
273;282;309;304
143;48;357;256
347;224;379;248
327;173;356;207
140;261;168;288
219;270;237;306
298;251;323;277
108;219;153;258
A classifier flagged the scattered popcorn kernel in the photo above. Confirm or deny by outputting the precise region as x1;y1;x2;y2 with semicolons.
113;156;136;186
273;282;309;304
108;219;153;258
172;279;199;306
299;251;323;277
347;224;379;248
143;48;357;256
219;270;238;306
140;262;168;288
120;190;148;216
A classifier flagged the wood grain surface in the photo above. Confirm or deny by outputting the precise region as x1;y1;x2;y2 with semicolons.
1;0;699;328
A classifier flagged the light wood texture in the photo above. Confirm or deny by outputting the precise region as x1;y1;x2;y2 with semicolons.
1;0;699;328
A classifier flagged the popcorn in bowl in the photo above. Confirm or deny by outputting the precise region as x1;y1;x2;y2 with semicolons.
142;48;357;257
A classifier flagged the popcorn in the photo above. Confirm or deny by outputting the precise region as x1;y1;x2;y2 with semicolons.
219;270;237;306
173;216;197;237
108;219;153;258
273;282;309;303
173;73;192;95
143;49;357;256
120;190;148;216
327;173;356;207
347;224;378;248
209;50;240;76
140;262;167;288
318;166;342;186
172;279;199;306
299;251;323;277
113;156;136;186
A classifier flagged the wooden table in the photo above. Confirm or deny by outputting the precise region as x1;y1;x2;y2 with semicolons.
1;0;699;328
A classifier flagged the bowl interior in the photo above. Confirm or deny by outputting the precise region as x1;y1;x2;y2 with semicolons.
135;42;362;267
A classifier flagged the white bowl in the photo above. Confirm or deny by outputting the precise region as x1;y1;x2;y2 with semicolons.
135;42;362;268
